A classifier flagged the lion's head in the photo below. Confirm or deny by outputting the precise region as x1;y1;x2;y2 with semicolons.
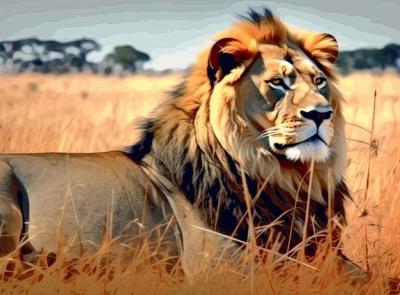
204;9;345;182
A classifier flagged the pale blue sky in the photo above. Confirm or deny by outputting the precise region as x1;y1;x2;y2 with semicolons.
1;0;399;70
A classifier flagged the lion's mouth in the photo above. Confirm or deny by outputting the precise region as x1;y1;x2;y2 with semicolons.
274;134;327;150
247;115;329;152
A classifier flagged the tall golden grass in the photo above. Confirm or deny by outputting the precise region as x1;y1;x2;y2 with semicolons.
0;71;399;294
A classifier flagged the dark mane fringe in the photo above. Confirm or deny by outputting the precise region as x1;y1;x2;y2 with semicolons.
124;120;154;163
240;7;275;25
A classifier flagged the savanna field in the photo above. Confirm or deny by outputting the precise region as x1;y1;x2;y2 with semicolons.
0;71;399;294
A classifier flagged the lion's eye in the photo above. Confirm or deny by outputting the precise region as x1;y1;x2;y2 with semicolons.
267;77;288;91
315;77;327;89
269;78;285;86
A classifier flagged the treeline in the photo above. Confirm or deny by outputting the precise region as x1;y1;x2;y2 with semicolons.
336;43;400;74
0;37;399;75
0;38;150;75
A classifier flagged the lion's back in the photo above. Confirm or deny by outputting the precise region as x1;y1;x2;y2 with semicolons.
0;152;175;255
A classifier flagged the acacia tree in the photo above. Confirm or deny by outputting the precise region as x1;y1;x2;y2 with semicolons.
103;45;150;73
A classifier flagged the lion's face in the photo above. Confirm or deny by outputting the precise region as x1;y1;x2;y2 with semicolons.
237;44;336;162
207;22;343;174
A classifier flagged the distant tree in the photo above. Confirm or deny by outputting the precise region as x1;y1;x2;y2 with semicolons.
103;45;150;73
382;43;400;66
0;43;6;64
64;38;100;71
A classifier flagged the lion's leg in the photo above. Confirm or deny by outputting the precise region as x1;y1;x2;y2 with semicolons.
0;200;23;256
0;162;23;257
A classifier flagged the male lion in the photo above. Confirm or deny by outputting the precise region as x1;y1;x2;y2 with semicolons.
0;8;368;280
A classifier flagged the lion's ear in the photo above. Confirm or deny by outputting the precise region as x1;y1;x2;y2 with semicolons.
301;33;339;64
207;37;253;85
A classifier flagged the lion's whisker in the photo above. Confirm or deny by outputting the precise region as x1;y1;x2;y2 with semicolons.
257;124;300;140
257;130;281;139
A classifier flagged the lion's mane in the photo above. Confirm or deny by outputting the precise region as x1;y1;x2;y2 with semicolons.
127;8;349;255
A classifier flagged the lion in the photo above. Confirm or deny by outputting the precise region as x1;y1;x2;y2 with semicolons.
0;8;377;282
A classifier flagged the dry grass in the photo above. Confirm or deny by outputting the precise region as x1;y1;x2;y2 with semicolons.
0;71;399;294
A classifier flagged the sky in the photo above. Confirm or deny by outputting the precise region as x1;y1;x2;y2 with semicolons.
0;0;399;71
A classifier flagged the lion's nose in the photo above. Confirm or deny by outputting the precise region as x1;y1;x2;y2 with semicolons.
300;109;332;127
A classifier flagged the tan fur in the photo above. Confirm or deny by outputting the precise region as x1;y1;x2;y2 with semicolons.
0;152;180;259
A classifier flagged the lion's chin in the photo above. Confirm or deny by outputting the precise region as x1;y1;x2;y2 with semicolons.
283;140;331;163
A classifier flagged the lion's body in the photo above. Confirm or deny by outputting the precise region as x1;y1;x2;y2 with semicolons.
0;8;362;279
0;152;176;257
